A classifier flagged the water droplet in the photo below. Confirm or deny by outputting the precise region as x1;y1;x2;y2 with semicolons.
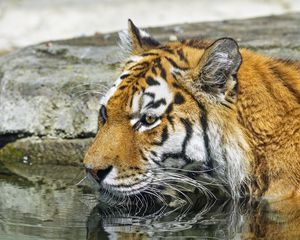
22;156;32;165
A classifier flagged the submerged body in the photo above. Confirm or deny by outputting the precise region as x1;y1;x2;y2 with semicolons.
83;20;300;202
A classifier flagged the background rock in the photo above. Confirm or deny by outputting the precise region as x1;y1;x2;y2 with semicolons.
1;0;300;53
1;13;300;179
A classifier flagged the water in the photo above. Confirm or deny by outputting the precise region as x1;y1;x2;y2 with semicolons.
1;174;300;240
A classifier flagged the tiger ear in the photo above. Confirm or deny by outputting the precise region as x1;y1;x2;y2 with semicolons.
119;19;160;55
194;38;242;102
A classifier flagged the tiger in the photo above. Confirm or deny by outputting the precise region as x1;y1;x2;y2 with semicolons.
83;20;300;203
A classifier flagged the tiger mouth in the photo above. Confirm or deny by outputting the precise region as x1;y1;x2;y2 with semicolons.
100;180;151;197
86;171;152;197
86;165;221;207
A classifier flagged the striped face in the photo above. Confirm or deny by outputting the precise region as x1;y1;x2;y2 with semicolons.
83;20;250;200
84;51;209;195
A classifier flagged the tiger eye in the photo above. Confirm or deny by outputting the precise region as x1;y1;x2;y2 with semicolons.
145;114;157;124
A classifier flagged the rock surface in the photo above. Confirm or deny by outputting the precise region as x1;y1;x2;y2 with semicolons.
1;13;300;179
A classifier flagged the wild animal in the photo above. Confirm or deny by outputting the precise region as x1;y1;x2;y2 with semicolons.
83;20;300;204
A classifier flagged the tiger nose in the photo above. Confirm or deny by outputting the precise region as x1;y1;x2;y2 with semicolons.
86;165;113;183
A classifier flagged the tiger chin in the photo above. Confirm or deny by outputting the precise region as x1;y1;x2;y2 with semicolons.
83;20;300;205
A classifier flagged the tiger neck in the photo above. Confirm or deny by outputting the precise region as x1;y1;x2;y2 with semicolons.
197;106;252;197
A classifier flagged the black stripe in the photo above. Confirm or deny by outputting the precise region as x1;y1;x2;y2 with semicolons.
99;105;107;124
141;52;159;57
146;77;160;86
129;95;134;110
119;85;127;90
128;63;142;71
165;56;188;71
172;73;178;81
130;21;142;47
152;99;167;108
150;157;163;167
139;149;148;162
167;115;175;129
160;67;167;79
150;151;157;157
166;103;173;114
158;46;174;54
130;67;146;71
133;71;146;78
144;92;155;99
172;82;180;88
146;99;167;109
197;102;214;171
180;118;193;158
161;152;183;162
258;67;280;104
174;92;185;105
128;62;149;71
153;126;169;146
132;86;138;93
132;121;142;131
270;64;300;104
120;74;130;79
159;119;194;164
176;49;189;64
161;152;191;163
151;65;157;75
125;60;133;65
141;36;160;47
154;58;167;79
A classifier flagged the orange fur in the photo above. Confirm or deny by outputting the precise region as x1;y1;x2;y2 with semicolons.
237;50;300;199
83;22;300;200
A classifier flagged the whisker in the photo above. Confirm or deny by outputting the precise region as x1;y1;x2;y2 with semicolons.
75;176;88;186
154;165;222;174
153;173;216;199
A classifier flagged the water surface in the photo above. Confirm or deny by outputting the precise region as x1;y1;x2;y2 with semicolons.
1;174;300;240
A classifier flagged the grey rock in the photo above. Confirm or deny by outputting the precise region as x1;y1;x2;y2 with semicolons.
0;137;92;182
0;13;300;177
0;43;120;138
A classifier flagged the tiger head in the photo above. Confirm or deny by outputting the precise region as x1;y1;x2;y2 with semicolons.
83;20;252;200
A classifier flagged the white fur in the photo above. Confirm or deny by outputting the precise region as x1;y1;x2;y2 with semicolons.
103;167;118;185
96;55;248;199
170;66;186;76
131;91;142;113
139;29;151;38
130;55;144;62
185;126;207;163
139;120;161;132
147;129;187;167
118;27;151;55
130;77;174;131
146;78;173;103
100;71;128;106
130;118;139;127
118;30;132;55
207;120;249;198
141;78;173;116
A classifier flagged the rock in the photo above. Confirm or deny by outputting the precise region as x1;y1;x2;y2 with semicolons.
0;137;92;165
0;137;92;182
0;41;120;139
1;13;300;179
